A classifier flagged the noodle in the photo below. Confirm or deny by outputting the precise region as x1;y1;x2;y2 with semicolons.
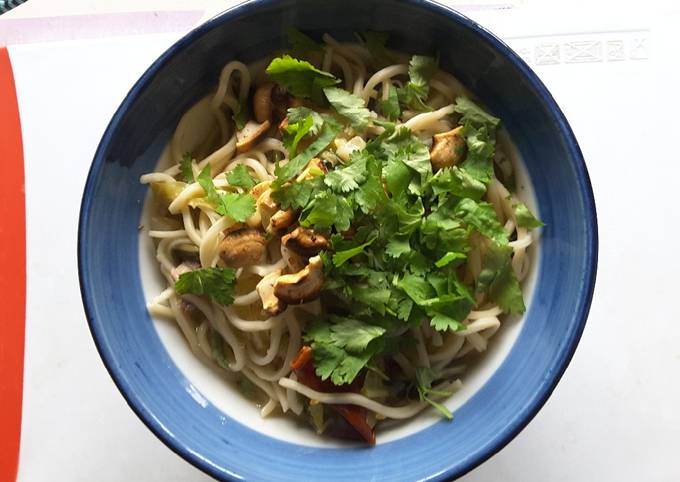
279;377;462;420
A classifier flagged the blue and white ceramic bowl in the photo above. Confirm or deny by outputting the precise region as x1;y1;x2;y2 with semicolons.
78;0;598;480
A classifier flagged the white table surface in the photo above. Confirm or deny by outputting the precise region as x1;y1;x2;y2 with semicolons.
7;3;680;481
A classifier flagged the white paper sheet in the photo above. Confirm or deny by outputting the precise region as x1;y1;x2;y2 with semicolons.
10;6;680;481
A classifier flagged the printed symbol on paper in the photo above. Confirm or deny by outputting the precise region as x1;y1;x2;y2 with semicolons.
606;40;626;61
535;43;560;65
564;41;603;63
630;37;648;59
516;47;533;64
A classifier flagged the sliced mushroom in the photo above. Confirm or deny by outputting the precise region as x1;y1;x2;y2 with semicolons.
280;244;307;273
218;228;267;268
256;269;287;316
268;208;296;234
253;82;275;123
236;120;271;154
430;126;467;170
272;85;295;120
252;84;298;124
274;255;324;305
282;227;329;257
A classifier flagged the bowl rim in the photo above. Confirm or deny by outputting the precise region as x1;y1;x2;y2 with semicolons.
78;0;598;480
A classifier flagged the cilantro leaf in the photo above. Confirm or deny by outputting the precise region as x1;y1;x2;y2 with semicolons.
415;367;454;420
179;153;194;182
513;202;544;229
310;342;346;382
381;128;432;194
299;190;353;232
197;166;255;221
454;96;500;128
175;267;237;305
197;165;220;202
434;251;467;268
409;55;438;95
271;176;324;210
332;237;376;267
477;243;525;314
429;166;486;200
287;106;324;133
273;117;341;187
460;124;496;185
323;87;372;129
395;297;414;321
216;192;256;222
266;55;339;104
232;98;250;130
351;286;391;315
283;114;314;157
379;85;400;120
384;158;412;196
327;347;378;386
398;273;436;303
429;312;467;332
454;198;508;245
355;153;386;213
385;236;411;258
304;318;385;385
283;107;325;157
225;164;257;189
398;55;437;111
324;151;368;193
327;317;386;352
398;273;472;332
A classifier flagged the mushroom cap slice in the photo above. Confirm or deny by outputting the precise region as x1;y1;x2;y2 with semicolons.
236;120;271;154
253;82;275;123
430;126;467;170
218;228;267;268
273;255;324;305
267;208;296;234
256;268;287;316
282;227;329;257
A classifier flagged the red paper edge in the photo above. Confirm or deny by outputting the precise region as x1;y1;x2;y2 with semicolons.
0;45;26;482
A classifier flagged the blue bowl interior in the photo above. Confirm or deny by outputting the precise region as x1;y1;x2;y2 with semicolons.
78;1;597;481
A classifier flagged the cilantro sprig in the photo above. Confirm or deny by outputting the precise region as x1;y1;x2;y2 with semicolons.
225;164;257;190
266;55;339;104
415;368;454;420
197;166;255;222
304;317;386;385
175;267;237;305
323;87;373;130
